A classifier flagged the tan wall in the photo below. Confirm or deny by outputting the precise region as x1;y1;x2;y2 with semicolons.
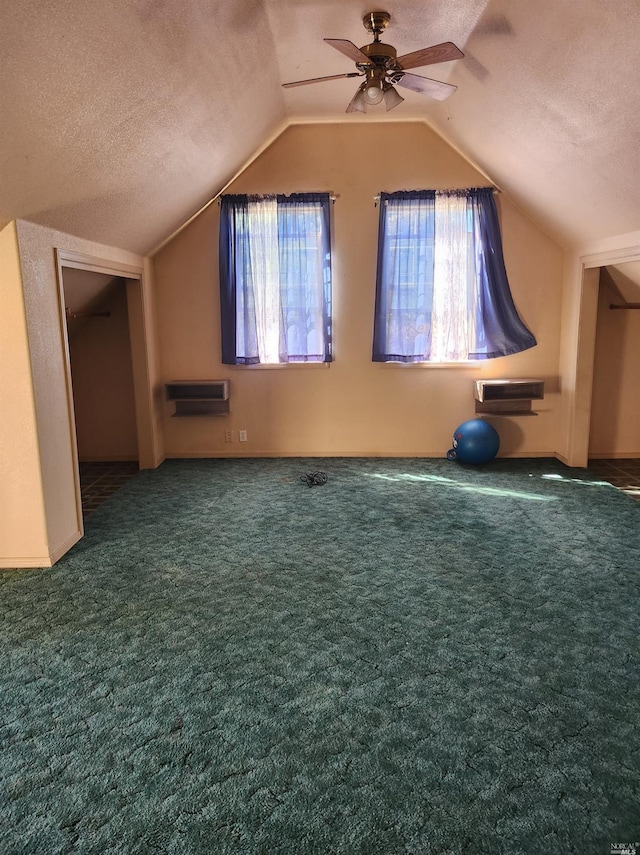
154;122;564;459
133;258;166;469
589;273;640;456
556;252;580;465
68;285;138;461
2;220;156;567
0;222;49;566
557;255;600;467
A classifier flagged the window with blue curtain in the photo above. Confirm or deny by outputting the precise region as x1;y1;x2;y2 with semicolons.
219;193;333;365
372;187;537;362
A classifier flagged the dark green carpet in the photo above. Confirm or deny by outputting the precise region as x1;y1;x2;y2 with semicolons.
1;458;639;854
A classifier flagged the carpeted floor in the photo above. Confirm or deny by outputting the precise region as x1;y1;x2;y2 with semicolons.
78;459;640;518
1;458;638;854
79;461;139;515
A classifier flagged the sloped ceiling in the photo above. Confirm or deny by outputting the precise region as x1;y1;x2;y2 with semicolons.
61;269;123;337
2;0;640;255
0;0;285;255
606;262;640;303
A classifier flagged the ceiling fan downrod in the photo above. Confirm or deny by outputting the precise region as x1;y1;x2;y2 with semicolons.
362;10;391;42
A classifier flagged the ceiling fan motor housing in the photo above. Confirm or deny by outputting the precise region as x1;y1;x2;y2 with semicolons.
358;41;397;67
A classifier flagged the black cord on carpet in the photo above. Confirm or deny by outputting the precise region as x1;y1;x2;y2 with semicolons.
300;472;328;488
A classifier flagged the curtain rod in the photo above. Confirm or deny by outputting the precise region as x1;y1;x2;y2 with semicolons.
217;194;337;205
374;188;500;206
65;309;111;319
610;303;640;310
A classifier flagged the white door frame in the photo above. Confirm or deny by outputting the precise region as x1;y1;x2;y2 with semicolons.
569;241;640;466
54;249;157;531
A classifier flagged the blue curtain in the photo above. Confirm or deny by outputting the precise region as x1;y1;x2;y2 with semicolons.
469;188;537;359
219;193;332;365
372;188;536;362
220;194;249;364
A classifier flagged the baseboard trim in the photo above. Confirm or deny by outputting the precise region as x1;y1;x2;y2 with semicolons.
0;528;83;570
0;557;51;570
49;530;83;565
588;452;640;459
164;450;556;460
78;455;138;462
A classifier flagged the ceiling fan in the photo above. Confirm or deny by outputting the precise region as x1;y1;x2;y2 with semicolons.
282;11;464;113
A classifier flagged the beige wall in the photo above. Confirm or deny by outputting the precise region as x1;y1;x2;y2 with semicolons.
68;285;138;461
153;121;564;459
589;272;640;456
1;220;159;568
133;258;165;469
0;222;50;566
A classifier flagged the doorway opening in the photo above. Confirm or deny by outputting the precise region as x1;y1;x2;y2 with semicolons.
569;241;640;470
587;262;640;501
61;268;140;515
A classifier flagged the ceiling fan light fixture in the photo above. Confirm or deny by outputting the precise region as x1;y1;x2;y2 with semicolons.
383;84;404;111
346;84;367;113
362;70;385;106
363;80;384;106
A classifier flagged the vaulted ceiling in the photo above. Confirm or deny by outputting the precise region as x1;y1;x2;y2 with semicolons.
2;0;640;256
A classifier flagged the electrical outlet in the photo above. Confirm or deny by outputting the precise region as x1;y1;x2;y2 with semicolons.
239;429;247;442
225;430;233;443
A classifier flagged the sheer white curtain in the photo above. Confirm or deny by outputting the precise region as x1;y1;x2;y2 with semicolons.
247;196;282;364
220;193;333;365
431;193;478;361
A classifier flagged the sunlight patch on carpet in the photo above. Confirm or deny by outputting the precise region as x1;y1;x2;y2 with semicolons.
367;471;557;501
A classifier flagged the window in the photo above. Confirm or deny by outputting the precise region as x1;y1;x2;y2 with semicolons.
372;188;536;363
219;193;332;365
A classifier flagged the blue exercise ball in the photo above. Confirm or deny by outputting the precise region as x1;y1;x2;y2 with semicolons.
447;419;500;464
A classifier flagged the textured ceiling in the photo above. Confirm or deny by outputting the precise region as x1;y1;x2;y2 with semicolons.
2;0;640;254
0;0;285;255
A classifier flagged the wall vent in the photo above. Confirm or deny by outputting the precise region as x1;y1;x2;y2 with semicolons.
166;380;230;416
474;379;544;415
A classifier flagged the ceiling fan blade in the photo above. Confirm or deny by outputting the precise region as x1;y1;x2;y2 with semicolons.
324;38;371;64
283;72;361;89
395;72;457;101
396;41;464;70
